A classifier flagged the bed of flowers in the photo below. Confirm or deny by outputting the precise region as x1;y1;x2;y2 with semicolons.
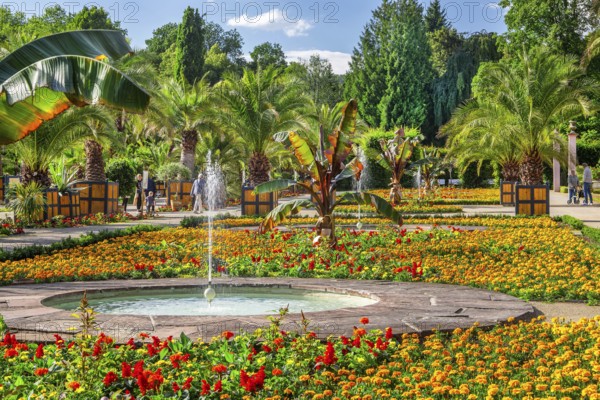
0;216;598;303
335;203;463;215
19;212;140;229
0;309;599;399
0;220;24;236
368;187;500;205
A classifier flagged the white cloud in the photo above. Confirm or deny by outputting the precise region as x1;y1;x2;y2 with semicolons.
286;50;352;75
226;8;313;37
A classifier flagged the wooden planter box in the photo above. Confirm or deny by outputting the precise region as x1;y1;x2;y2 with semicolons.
166;181;193;207
515;184;550;216
72;181;119;215
500;181;517;206
241;185;278;216
44;189;81;219
155;181;166;197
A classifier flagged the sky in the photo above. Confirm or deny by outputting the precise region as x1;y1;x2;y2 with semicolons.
12;1;507;73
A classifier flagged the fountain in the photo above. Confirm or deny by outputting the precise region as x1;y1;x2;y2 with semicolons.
203;151;226;303
354;148;370;230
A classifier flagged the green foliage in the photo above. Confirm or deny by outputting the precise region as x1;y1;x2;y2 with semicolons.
174;6;205;85
424;0;449;32
0;313;6;335
560;215;586;230
297;54;342;108
582;226;600;245
156;162;192;181
345;0;434;131
146;22;179;55
361;129;394;189
459;162;494;188
499;0;598;56
250;42;287;70
106;159;138;198
6;182;45;224
0;225;162;262
68;6;123;33
577;142;600;166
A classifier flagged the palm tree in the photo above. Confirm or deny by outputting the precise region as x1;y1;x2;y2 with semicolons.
15;107;114;187
582;0;600;67
453;47;599;185
157;78;216;175
218;67;312;185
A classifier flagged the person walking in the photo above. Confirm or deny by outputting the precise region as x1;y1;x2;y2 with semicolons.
146;191;155;216
567;169;579;205
582;163;594;205
191;173;205;214
134;174;143;212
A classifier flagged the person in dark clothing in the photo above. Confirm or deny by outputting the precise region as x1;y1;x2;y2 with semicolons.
135;174;143;212
145;177;156;197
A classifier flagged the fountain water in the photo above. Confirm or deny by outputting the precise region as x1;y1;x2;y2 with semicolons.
354;148;370;230
203;151;226;303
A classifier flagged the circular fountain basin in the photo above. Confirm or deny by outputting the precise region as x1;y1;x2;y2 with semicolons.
43;286;378;316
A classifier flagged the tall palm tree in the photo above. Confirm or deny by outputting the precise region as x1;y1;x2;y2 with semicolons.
15;107;114;187
218;67;312;185
157;78;216;175
454;47;599;185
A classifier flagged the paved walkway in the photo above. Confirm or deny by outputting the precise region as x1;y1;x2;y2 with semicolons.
1;191;599;322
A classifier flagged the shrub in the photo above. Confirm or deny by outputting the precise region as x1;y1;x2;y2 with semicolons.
577;141;600;166
157;162;192;182
560;186;569;193
582;226;600;244
560;215;585;230
459;162;494;188
106;159;138;198
6;182;46;224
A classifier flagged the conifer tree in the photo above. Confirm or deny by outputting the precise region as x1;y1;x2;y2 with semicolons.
174;7;205;85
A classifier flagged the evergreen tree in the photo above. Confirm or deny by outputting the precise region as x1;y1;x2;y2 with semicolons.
69;6;123;33
302;54;342;108
425;0;449;32
174;7;205;85
378;0;433;130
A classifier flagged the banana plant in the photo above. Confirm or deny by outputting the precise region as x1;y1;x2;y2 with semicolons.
0;30;151;145
375;127;422;205
414;147;450;198
254;100;402;246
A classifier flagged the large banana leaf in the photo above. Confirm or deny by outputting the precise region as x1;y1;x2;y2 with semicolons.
337;192;403;227
338;99;358;135
253;179;297;195
0;55;150;145
332;157;363;185
0;30;132;85
259;199;314;233
325;100;357;168
274;131;320;181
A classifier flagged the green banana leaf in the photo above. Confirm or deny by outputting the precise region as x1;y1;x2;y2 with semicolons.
325;100;357;167
337;192;403;226
332;157;363;185
338;99;358;135
0;30;132;85
253;179;297;195
259;199;314;233
0;56;150;145
274;131;320;182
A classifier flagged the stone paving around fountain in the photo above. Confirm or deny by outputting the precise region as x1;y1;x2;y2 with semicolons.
0;278;535;343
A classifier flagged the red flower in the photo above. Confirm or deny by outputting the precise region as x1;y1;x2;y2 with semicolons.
67;381;80;391
182;377;193;390
35;343;44;359
201;379;211;395
212;364;227;374
122;362;132;378
214;380;222;392
172;382;180;392
240;366;266;393
360;317;369;325
34;368;49;376
272;368;283;376
262;344;272;353
222;331;234;340
354;328;367;337
53;334;64;349
4;348;18;358
103;371;118;386
385;327;393;340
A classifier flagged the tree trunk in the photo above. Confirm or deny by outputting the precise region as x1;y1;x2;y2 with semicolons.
85;139;107;181
20;164;51;188
502;159;520;182
389;180;402;205
519;150;544;185
248;151;271;185
316;214;337;248
180;129;198;176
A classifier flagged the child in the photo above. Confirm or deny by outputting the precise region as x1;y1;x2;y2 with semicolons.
146;191;155;216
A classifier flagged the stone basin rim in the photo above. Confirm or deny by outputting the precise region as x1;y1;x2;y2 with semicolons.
1;278;536;341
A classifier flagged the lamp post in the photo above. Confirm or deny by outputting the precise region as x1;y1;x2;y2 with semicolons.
568;121;578;173
553;129;561;192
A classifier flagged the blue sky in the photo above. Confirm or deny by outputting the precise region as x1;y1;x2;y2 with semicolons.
17;1;507;73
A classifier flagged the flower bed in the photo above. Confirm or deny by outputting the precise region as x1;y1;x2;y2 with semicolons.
0;220;24;236
368;187;500;205
0;315;598;399
1;217;598;303
335;203;463;214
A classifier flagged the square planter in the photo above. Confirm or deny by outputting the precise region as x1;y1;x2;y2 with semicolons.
241;185;278;216
515;184;550;216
